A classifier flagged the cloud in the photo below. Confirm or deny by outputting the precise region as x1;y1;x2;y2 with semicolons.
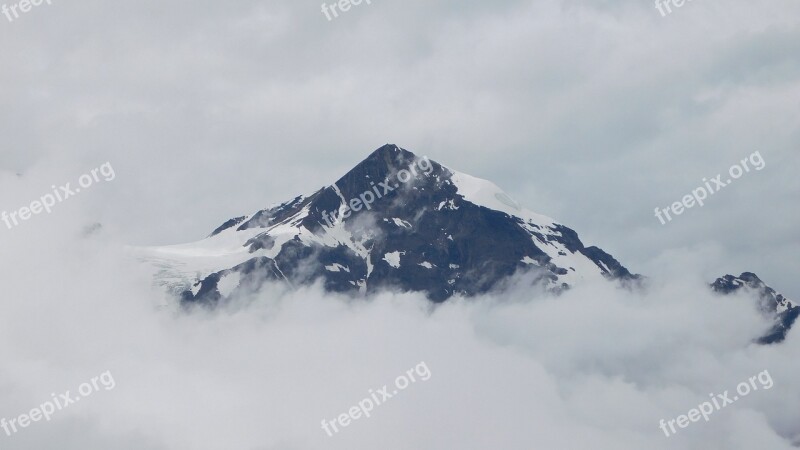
0;196;797;449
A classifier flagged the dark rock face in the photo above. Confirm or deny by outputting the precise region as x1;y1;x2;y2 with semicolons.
181;144;640;306
580;246;638;281
210;216;246;237
760;308;800;345
711;272;798;344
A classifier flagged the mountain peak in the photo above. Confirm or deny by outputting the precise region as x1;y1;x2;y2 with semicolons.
711;272;798;344
331;144;430;200
711;272;794;312
352;144;406;171
143;144;640;304
370;143;403;157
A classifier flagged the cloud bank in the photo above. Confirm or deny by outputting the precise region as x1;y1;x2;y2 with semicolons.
0;192;797;450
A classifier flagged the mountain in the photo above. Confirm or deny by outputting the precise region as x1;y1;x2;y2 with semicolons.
711;272;799;344
140;144;640;305
136;144;794;344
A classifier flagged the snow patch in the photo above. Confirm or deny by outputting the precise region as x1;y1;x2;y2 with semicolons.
436;199;458;210
392;218;412;229
448;169;555;226
325;263;350;273
383;251;404;268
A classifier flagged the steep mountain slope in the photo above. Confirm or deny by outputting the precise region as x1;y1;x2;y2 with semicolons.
139;144;640;304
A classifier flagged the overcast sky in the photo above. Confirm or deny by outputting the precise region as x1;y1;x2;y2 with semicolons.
1;0;798;296
1;1;799;449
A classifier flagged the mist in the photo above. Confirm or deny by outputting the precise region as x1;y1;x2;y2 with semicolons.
0;184;797;450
